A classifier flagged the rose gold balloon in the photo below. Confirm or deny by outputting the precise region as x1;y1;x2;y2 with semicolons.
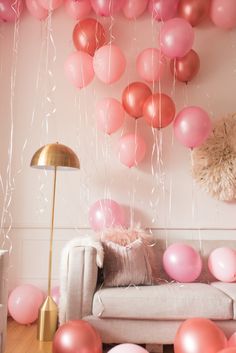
143;93;175;129
170;49;200;83
73;18;106;56
174;318;227;353
178;0;210;26
122;82;151;119
53;320;102;353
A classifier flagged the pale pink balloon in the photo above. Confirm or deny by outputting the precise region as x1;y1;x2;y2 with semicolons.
65;51;94;89
0;0;24;22
174;106;212;149
148;0;179;21
51;286;60;305
93;45;126;84
208;247;236;282
91;0;125;16
38;0;63;10
229;333;236;347
108;344;149;353
160;17;194;58
8;284;44;325
64;0;91;20
25;0;48;20
136;48;166;82
117;134;146;168
123;0;148;19
163;243;202;282
89;199;125;231
96;97;125;135
210;0;236;30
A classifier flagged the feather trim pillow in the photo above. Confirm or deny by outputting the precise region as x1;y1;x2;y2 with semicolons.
100;228;159;287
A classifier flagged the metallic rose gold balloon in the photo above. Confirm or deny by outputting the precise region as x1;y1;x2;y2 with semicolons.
122;82;152;119
143;93;175;129
170;49;200;83
178;0;210;27
73;18;106;56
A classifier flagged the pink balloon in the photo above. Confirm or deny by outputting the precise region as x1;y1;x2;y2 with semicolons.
136;48;166;82
64;51;94;89
8;284;44;325
0;0;24;22
208;247;236;282
89;199;125;231
91;0;125;16
38;0;63;10
219;349;236;353
96;97;125;135
163;243;202;282
117;134;147;168
210;0;236;30
64;0;91;20
108;344;149;353
123;0;148;19
93;45;126;84
160;18;194;58
174;106;212;149
229;333;236;347
148;0;179;21
51;286;60;305
25;0;48;20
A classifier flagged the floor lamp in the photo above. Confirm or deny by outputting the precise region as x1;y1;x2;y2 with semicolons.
30;142;80;341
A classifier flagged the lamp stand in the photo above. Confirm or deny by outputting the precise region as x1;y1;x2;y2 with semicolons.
37;166;58;341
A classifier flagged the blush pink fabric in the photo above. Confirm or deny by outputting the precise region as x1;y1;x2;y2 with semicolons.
100;229;159;287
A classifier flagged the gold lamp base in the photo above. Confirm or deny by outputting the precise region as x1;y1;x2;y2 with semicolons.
37;296;58;342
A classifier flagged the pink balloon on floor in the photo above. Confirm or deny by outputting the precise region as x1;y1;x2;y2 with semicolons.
0;0;24;22
93;45;126;84
64;51;94;89
220;349;236;353
174;106;212;149
64;0;91;20
96;97;125;135
123;0;148;19
25;0;48;20
160;17;194;58
208;247;236;282
136;48;166;82
8;284;44;325
117;134;147;168
210;0;236;30
108;344;149;353
51;286;60;305
91;0;125;17
229;333;236;347
163;243;202;282
148;0;179;21
89;199;125;231
38;0;63;10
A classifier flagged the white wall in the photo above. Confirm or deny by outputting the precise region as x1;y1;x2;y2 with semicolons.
0;8;236;291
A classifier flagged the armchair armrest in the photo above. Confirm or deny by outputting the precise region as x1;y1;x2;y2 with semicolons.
59;239;103;324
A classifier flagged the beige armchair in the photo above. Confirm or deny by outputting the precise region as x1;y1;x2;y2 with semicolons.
0;250;8;353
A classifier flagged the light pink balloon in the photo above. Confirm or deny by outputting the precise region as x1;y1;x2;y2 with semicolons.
117;134;146;168
208;247;236;282
123;0;148;19
229;333;236;347
0;0;24;22
8;284;44;325
108;344;149;353
93;45;126;84
91;0;125;16
64;0;91;20
25;0;48;20
163;243;202;282
148;0;179;21
174;106;212;149
38;0;63;10
89;199;125;231
96;97;125;135
210;0;236;30
160;17;194;59
136;48;166;82
51;286;60;305
65;51;94;89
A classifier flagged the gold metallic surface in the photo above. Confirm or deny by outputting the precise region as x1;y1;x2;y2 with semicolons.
37;296;58;342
